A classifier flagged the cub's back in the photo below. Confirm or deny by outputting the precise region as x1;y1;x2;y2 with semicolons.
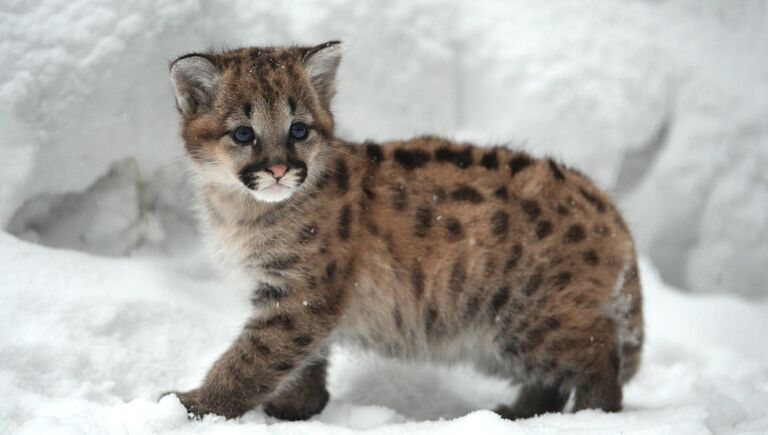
336;137;640;376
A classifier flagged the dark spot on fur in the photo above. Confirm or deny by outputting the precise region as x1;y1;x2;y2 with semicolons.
464;295;482;320
580;188;607;213
362;185;376;200
448;257;467;293
523;273;543;296
365;142;384;165
261;314;295;331
490;210;509;237
307;302;329;316
504;244;523;272
508;155;532;176
391;185;408;210
333;158;349;192
394;148;430;170
451;185;484;203
323;261;337;285
435;146;473;168
270;361;294;372
415;206;433;237
480;149;499;169
393;307;404;332
554;272;572;291
547;159;566;181
297;223;319;245
256;344;271;356
250;284;286;304
257;206;286;228
544;316;560;336
545;316;561;330
536;221;553;239
262;254;300;271
249;335;272;356
564;224;586;243
502;338;521;355
425;305;439;335
338;205;352;240
556;204;570;215
520;200;541;221
583;250;599;266
522;325;552;352
443;217;464;241
490;286;510;314
292;336;313;347
410;259;425;299
493;186;508;200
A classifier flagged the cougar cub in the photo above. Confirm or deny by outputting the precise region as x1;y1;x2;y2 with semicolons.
166;41;643;421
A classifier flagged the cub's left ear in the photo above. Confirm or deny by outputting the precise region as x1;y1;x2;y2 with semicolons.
302;41;343;109
169;54;220;118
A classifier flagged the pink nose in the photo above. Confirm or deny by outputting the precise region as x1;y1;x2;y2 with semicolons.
268;164;288;179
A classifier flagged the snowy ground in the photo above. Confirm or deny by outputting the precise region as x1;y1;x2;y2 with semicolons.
2;232;767;434
2;0;768;434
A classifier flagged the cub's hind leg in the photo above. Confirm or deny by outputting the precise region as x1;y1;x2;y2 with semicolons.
495;383;569;420
263;358;330;421
572;346;623;413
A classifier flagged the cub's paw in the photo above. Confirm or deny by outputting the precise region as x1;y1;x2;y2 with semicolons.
161;390;216;420
263;388;329;421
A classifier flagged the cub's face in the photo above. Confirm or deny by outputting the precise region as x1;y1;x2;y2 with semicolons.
170;42;342;203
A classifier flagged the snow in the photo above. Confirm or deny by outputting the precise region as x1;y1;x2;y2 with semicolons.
2;0;768;433
1;233;767;434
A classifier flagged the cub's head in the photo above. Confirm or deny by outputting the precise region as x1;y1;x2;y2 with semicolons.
170;41;342;203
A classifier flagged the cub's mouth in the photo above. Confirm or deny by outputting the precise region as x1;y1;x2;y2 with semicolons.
238;161;308;203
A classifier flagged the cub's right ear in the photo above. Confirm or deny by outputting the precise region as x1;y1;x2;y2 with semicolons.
169;54;220;118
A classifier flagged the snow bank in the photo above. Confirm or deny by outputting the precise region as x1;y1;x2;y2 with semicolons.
1;233;767;434
6;159;197;256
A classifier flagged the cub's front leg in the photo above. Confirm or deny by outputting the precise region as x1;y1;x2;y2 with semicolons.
170;293;340;419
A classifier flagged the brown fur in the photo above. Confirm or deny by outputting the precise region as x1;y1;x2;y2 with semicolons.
165;42;643;421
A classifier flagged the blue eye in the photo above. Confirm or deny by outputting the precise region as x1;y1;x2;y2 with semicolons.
289;122;309;140
232;126;255;144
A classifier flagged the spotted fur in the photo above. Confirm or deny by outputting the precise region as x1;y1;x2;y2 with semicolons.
166;41;644;421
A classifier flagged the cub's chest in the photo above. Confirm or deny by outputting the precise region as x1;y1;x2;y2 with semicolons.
206;211;324;278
